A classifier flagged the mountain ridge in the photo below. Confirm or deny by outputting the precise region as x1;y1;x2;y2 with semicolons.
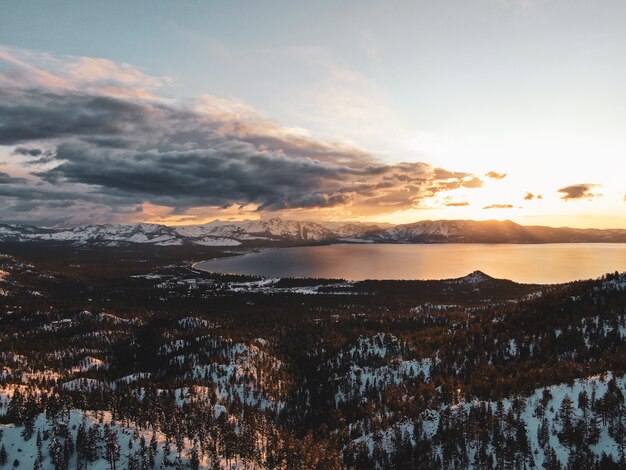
0;218;625;247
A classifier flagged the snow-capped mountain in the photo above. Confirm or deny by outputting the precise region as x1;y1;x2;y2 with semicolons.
0;218;386;247
0;218;624;246
376;219;626;243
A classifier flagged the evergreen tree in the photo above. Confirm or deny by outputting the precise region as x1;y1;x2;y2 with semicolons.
85;425;99;463
127;454;139;470
104;425;121;470
76;422;87;470
190;445;200;470
557;395;575;449
6;391;25;424
543;446;561;470
48;435;66;470
0;445;7;466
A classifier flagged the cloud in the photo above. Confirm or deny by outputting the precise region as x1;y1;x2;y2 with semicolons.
483;203;514;209
557;184;601;200
0;90;155;145
0;45;166;99
0;46;484;225
13;147;43;157
524;192;535;200
0;172;26;184
445;201;470;207
485;171;507;180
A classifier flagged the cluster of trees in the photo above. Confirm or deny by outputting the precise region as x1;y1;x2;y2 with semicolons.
2;386;342;469
340;378;626;469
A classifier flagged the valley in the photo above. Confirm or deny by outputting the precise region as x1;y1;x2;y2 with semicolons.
0;246;624;469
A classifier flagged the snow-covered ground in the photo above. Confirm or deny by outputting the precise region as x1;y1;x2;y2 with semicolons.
350;373;626;468
0;408;258;469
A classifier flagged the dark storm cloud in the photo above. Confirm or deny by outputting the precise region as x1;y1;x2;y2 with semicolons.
12;146;57;165
0;51;486;224
37;142;443;212
557;184;601;200
0;172;26;184
0;89;156;145
13;147;42;156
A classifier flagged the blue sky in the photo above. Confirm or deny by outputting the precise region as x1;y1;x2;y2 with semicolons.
0;0;624;227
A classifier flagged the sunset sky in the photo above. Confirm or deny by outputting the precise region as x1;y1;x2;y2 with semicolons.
0;0;624;228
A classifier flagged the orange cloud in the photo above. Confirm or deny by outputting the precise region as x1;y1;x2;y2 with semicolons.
558;184;601;200
483;204;514;209
485;171;507;180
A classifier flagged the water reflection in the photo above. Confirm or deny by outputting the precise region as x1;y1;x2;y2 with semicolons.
197;243;626;284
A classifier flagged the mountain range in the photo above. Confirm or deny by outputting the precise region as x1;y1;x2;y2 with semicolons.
0;218;625;247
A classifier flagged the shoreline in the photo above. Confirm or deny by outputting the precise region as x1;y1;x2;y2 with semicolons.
187;243;626;284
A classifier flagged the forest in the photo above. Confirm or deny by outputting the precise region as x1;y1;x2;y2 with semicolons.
0;245;624;469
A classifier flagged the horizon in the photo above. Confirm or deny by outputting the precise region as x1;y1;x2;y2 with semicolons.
1;1;625;229
5;216;626;232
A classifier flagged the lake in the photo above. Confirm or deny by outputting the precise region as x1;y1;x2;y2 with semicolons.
194;243;626;284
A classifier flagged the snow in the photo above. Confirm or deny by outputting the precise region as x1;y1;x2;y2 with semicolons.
155;335;287;410
350;372;626;468
70;356;106;373
193;237;242;246
61;378;108;391
116;372;152;383
176;317;216;330
326;334;434;406
0;408;260;469
334;358;432;406
0;218;391;245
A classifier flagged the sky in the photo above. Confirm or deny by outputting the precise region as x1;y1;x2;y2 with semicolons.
0;0;624;228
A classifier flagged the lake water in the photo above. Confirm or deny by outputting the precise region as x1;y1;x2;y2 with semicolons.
195;243;626;284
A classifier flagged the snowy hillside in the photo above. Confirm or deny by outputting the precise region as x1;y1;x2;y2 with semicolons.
346;373;626;469
0;402;259;469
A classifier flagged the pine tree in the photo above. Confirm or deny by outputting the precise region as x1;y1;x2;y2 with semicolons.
557;395;575;449
49;435;66;470
21;416;35;441
35;444;43;470
190;445;200;470
85;425;99;463
150;432;158;453
127;453;139;470
6;390;25;424
0;445;7;466
76;421;87;469
36;430;42;452
543;446;561;470
537;417;550;449
104;425;121;470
